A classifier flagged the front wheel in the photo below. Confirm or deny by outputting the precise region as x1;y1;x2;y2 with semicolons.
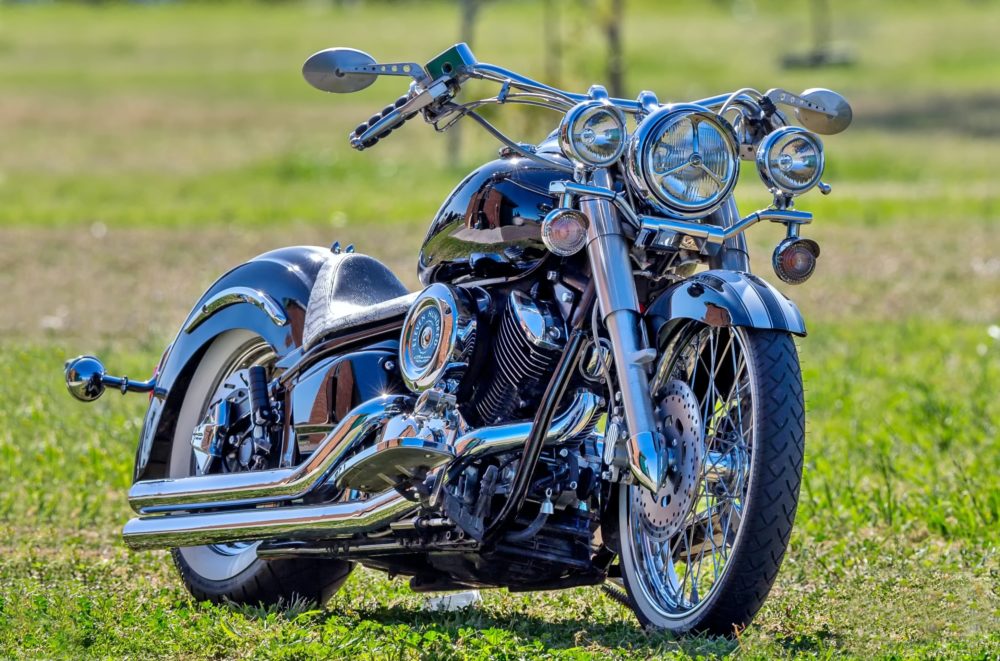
617;323;805;635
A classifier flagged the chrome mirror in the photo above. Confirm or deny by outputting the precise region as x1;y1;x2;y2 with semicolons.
795;88;852;135
302;48;378;94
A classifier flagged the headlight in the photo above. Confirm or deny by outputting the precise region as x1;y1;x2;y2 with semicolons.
625;104;740;219
559;101;627;167
756;126;825;196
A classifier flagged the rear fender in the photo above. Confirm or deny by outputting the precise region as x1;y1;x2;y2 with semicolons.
134;246;334;482
644;270;806;348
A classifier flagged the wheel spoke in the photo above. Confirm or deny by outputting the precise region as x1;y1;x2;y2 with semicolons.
625;324;757;619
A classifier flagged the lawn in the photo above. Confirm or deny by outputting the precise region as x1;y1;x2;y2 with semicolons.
1;0;998;658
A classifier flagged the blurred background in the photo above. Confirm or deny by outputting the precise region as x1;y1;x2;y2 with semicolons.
1;1;998;657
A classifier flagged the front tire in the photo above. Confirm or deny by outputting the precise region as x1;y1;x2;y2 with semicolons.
617;324;805;635
168;330;353;605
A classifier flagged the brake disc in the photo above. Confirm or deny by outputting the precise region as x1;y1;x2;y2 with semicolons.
632;379;704;542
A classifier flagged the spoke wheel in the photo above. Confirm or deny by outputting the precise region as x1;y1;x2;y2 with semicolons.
617;323;804;635
167;330;354;604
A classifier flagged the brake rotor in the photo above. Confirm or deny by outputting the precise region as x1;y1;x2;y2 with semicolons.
632;379;704;542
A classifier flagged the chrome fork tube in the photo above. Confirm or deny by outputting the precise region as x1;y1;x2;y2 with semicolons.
580;168;664;491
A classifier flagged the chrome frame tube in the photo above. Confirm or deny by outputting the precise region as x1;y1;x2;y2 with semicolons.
128;394;414;513
580;169;664;492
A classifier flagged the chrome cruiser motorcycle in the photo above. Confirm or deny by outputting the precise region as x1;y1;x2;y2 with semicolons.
64;44;851;634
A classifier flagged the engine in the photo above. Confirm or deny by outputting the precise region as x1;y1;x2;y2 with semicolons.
472;290;565;425
397;284;566;426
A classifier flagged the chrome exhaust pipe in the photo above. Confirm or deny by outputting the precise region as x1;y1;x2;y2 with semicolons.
129;394;414;513
121;391;601;551
452;389;599;459
123;488;415;550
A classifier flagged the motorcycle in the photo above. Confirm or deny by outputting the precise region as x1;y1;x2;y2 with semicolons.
64;43;851;634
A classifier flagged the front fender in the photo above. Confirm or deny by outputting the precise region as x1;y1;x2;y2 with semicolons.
134;246;335;482
644;270;806;346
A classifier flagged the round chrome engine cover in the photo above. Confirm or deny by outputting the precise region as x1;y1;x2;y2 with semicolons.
633;379;704;542
399;284;478;392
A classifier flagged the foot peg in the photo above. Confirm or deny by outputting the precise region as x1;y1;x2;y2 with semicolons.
64;355;156;402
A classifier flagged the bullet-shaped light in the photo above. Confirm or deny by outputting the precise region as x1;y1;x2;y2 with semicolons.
772;237;820;285
756;126;825;196
541;208;590;256
559;101;627;167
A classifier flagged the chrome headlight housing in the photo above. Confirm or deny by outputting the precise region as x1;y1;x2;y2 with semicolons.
559;100;627;167
626;104;740;219
756;126;825;196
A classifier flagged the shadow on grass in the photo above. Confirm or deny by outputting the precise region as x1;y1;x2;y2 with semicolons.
349;602;740;657
230;596;845;656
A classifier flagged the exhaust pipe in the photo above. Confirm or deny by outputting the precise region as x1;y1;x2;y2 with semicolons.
123;488;415;550
129;395;414;513
121;391;600;551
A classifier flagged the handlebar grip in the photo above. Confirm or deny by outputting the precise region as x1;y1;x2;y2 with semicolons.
350;95;417;151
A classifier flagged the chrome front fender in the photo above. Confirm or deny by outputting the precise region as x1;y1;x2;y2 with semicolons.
644;270;806;346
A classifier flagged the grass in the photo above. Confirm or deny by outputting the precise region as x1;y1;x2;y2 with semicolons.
2;325;997;658
1;0;999;658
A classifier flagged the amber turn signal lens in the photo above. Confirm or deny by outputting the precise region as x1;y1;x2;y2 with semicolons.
541;208;590;256
772;237;820;285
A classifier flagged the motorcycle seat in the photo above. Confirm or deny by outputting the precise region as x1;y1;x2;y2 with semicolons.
303;252;414;350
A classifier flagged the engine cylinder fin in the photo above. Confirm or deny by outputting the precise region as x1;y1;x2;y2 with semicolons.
474;293;563;425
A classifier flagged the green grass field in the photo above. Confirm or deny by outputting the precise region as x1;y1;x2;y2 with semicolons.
1;1;998;658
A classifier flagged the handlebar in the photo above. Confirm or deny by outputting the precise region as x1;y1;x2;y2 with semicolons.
339;43;849;152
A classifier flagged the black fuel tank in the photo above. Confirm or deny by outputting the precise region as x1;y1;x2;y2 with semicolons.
418;155;568;285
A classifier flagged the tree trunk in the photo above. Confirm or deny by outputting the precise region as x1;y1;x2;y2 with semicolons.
447;0;480;167
606;0;625;97
543;0;562;88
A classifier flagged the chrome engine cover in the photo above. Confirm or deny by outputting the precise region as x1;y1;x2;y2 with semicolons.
399;284;478;392
331;389;462;493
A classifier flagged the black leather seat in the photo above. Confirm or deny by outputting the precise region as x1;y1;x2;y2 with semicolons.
303;253;413;350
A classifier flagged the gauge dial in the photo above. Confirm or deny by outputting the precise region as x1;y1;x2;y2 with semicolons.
409;306;442;369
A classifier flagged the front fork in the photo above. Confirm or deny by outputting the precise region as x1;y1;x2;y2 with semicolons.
577;169;668;492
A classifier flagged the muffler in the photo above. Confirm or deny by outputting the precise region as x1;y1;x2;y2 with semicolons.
121;390;600;551
123;488;415;550
129;394;414;513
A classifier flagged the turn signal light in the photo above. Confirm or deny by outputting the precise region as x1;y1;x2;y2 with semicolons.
541;208;590;256
772;238;820;285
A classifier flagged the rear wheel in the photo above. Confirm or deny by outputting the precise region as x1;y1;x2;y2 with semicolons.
168;330;353;605
617;323;804;635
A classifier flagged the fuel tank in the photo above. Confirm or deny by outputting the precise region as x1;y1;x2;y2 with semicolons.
418;154;569;285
